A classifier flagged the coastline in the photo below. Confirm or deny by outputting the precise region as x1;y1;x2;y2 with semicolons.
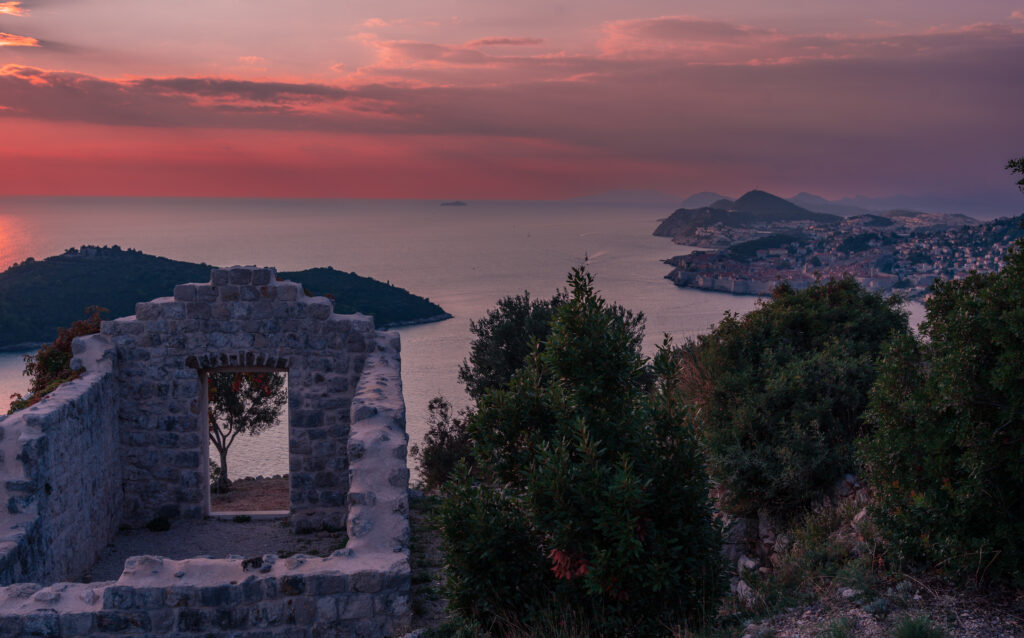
664;267;926;301
380;312;454;330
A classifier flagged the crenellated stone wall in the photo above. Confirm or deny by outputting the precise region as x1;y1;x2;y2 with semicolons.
0;266;412;636
102;266;375;531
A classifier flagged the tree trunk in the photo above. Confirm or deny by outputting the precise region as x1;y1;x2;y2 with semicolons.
218;448;231;492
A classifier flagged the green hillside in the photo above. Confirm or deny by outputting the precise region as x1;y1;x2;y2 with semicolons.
0;246;448;349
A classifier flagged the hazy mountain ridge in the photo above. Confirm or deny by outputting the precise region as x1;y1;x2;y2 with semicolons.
654;190;842;244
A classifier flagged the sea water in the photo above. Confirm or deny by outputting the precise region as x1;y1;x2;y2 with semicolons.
0;197;923;478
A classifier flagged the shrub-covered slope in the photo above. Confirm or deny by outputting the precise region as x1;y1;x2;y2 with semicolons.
0;245;448;348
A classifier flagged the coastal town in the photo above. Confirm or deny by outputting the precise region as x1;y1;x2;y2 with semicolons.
657;193;1024;299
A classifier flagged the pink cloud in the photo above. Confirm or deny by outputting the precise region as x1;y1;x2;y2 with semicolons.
0;32;38;47
1;16;1022;202
465;37;544;47
0;2;27;17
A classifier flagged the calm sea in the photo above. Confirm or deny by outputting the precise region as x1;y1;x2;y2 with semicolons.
0;197;925;479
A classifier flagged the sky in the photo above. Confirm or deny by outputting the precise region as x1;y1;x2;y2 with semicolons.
1;1;1023;210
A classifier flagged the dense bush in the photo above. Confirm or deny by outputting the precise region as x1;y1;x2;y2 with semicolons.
8;306;106;413
861;238;1024;584
683;277;908;521
438;269;724;636
458;290;566;400
410;396;474;490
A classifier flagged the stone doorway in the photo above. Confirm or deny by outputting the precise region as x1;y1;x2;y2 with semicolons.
202;368;290;517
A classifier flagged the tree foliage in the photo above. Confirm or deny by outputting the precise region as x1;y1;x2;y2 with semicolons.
1007;156;1024;192
409;396;474;490
458;290;566;400
438;269;724;636
861;238;1024;584
684;277;909;520
8;306;107;414
208;371;287;490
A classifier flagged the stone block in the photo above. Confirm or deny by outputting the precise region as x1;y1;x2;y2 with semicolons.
103;585;134;609
195;285;218;302
230;268;253;285
252;268;273;285
279;575;306;596
59;612;94;636
293;596;316;625
338;593;375;619
173;284;196;302
23;611;59;637
278;284;300;301
211;269;230;286
176;608;208;632
135;302;161;321
199;584;242;607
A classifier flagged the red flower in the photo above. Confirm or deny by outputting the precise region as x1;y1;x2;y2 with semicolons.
548;548;588;580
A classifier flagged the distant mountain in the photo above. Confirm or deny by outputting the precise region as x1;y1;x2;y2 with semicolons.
788;192;874;217
728;190;841;223
0;246;449;349
709;198;735;209
653;190;841;240
680;191;731;209
833;194;1012;218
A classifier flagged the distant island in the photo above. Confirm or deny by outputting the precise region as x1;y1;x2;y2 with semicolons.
657;190;1022;299
440;201;468;206
0;246;451;350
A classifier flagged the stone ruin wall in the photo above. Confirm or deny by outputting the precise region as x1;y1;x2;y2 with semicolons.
0;267;412;636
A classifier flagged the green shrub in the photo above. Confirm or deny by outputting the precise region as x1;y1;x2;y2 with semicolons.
9;306;106;413
410;397;474;490
861;237;1024;584
458;291;565;400
891;616;948;638
439;269;725;636
685;277;908;521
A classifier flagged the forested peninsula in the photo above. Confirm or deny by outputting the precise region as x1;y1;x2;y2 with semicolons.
0;246;450;349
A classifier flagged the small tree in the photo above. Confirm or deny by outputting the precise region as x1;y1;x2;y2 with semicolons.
208;371;287;491
439;269;724;635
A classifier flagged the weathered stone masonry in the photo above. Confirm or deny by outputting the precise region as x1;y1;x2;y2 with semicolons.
0;267;412;636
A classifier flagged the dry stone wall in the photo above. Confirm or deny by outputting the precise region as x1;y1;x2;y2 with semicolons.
0;267;412;636
0;336;122;586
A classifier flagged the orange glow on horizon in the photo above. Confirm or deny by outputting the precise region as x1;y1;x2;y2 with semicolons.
0;32;39;47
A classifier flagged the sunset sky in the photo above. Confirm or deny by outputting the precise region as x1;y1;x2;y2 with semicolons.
1;1;1022;210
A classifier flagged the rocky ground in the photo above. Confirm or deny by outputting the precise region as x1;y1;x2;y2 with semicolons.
210;475;290;511
83;504;347;582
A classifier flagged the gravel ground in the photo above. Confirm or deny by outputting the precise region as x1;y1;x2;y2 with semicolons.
83;518;348;583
